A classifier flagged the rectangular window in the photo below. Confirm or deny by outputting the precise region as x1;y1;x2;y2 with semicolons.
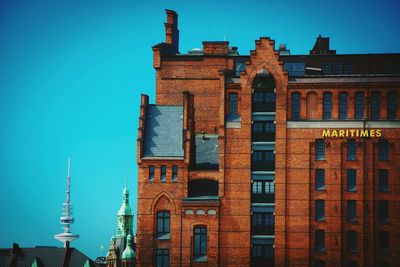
252;122;263;133
355;92;364;119
172;165;178;182
229;93;238;115
347;140;356;160
378;139;389;161
379;169;389;192
323;92;332;119
252;151;263;162
315;139;325;160
379;200;389;222
387;91;397;119
265;181;274;193
149;165;155;181
251;244;274;259
160;165;166;182
156;211;170;239
315;230;325;252
315;200;325;221
291;92;301;120
371;91;381;119
252;181;263;194
284;62;305;76
194;226;207;261
339;92;348;119
379;231;389;252
347;231;357;252
347;169;357;192
347;200;357;222
315;169;325;190
315;260;326;267
156;249;170;267
347;260;358;267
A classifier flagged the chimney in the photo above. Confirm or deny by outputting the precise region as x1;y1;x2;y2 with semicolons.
310;35;336;55
164;9;179;53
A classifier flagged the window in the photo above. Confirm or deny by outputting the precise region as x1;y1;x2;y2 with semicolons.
315;139;325;160
378;139;389;161
315;230;325;252
379;169;389;192
379;231;389;252
291;92;301;120
252;121;275;133
251;244;274;259
347;200;357;222
339;92;348;119
315;169;325;190
347;231;357;252
284;62;305;76
172;165;178;182
347;140;356;160
323;92;332;119
156;249;170;267
234;61;246;77
160;165;166;182
149;165;155;181
251;213;274;234
264;181;274;193
371;91;381;119
354;92;364;119
252;151;275;162
252;181;263;194
315;200;325;221
315;260;326;267
229;93;238;115
387;91;397;119
379;200;389;222
194;226;207;261
347;169;357;192
347;261;358;267
156;211;170;239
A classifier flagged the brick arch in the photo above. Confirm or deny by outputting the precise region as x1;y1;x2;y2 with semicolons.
244;61;285;94
151;192;176;214
307;91;318;119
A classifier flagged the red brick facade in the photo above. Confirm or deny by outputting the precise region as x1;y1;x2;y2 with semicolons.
135;10;400;267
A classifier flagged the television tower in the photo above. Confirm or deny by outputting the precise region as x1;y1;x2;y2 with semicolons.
54;159;79;247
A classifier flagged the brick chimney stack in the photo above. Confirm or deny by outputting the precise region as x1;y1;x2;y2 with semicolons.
165;9;179;53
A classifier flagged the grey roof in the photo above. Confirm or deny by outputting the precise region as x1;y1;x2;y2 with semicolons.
195;134;219;169
0;246;97;267
143;105;184;158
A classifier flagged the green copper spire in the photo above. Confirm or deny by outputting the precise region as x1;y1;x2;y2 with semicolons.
121;234;135;260
117;186;133;237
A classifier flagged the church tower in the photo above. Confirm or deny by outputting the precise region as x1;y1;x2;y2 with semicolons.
107;185;135;266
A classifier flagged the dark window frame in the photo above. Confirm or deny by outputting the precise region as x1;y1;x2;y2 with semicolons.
315;169;325;190
149;165;155;181
347;230;357;252
155;249;170;267
347;169;357;192
160;165;167;182
379;169;389;192
156;211;170;240
387;91;397;119
354;92;364;120
339;92;348;119
172;165;178;182
347;200;357;222
378;139;389;161
347;139;356;161
379;200;389;222
371;91;381;119
323;92;332;120
193;226;207;262
315;139;325;160
291;92;301;120
315;200;325;221
315;230;325;252
229;93;238;115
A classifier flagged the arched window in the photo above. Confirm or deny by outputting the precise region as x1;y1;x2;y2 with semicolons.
291;92;300;120
229;93;238;115
252;73;276;112
387;91;397;119
354;92;364;119
306;92;317;119
339;92;348;119
323;92;332;119
371;91;381;119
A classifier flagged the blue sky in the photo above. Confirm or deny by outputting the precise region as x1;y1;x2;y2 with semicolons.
0;0;399;260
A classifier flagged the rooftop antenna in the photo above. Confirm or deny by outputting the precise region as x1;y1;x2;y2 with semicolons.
54;158;79;247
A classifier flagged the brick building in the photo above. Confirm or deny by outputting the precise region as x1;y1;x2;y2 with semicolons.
135;10;400;267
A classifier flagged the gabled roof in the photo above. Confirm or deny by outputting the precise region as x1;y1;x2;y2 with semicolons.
0;246;97;267
143;105;184;158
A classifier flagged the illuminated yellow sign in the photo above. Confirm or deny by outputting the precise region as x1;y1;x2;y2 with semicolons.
322;129;382;138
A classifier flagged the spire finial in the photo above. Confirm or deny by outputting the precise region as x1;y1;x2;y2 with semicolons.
67;158;71;177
